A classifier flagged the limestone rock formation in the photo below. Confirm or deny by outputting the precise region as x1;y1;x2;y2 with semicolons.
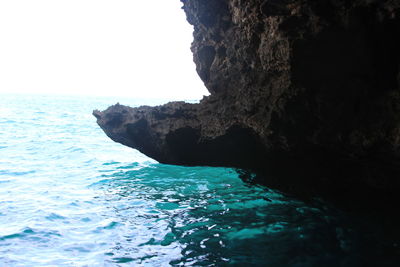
94;0;400;205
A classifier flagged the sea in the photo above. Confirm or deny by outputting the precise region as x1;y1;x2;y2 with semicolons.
0;93;398;266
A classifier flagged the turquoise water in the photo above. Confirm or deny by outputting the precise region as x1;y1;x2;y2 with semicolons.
0;94;398;266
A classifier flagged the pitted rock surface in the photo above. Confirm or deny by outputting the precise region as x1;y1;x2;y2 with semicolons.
95;0;400;204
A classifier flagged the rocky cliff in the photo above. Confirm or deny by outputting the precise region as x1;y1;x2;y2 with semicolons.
94;0;400;206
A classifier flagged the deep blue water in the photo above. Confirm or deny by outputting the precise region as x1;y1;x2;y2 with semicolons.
0;94;398;266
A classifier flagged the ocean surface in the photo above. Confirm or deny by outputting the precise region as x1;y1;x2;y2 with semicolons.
0;93;398;266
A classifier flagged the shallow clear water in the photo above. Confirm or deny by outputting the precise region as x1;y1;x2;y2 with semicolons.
0;94;398;266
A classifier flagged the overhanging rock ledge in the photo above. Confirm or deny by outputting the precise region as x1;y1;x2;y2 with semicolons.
94;0;400;206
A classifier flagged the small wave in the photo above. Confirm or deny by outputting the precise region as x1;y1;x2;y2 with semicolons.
68;201;80;207
112;257;135;263
0;227;62;243
64;246;91;253
45;213;66;221
64;146;85;153
0;170;36;176
156;202;181;211
93;221;121;233
116;162;140;170
80;217;91;222
0;228;34;241
0;120;16;124
102;161;121;166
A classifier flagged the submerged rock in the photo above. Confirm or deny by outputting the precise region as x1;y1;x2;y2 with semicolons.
94;0;400;207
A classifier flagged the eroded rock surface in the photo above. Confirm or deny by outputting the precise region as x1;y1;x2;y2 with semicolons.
94;0;400;204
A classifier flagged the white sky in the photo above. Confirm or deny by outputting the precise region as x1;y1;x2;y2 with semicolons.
0;0;209;100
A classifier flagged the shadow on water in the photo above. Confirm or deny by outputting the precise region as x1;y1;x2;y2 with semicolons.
91;163;400;266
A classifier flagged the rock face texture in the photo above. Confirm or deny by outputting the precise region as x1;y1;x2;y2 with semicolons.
94;0;400;205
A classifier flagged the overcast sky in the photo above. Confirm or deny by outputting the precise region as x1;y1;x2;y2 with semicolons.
0;0;209;100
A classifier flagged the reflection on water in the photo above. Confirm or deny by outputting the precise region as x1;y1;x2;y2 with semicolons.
92;163;384;266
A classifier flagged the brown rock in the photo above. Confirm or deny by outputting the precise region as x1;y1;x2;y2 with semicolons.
94;0;400;207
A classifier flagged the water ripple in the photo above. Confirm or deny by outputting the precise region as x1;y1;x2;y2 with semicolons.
0;94;398;266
